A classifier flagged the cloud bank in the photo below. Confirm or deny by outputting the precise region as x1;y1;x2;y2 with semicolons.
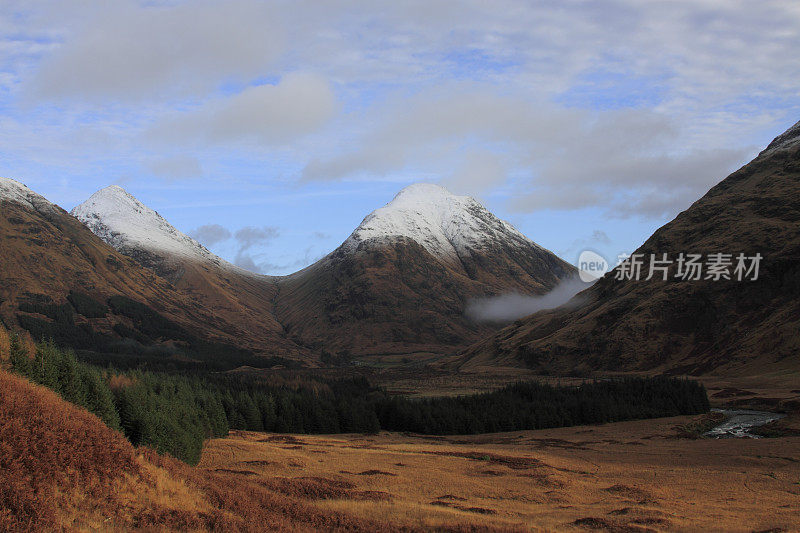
149;73;337;146
466;278;593;323
28;0;283;102
189;223;280;273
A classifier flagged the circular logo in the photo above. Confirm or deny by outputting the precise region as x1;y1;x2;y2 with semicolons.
577;250;609;282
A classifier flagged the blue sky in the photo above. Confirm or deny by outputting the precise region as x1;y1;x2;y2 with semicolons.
1;1;799;274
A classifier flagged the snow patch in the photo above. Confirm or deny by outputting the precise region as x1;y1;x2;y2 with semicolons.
762;119;800;155
343;183;541;259
0;177;43;209
71;185;242;272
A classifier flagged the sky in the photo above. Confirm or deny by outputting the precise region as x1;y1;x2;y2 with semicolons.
1;0;799;275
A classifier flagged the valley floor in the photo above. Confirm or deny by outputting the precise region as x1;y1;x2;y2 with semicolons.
200;417;800;532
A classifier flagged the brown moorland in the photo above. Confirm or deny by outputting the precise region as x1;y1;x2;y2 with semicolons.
0;369;393;532
201;420;800;532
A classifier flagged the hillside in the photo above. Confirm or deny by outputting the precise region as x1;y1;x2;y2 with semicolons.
451;121;800;377
0;178;305;367
0;367;388;531
273;184;575;357
71;186;306;361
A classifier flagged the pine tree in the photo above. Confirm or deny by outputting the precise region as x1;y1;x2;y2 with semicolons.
8;333;31;376
32;339;59;390
56;348;84;406
81;367;121;431
236;391;263;432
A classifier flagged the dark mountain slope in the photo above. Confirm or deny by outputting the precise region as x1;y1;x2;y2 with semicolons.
451;121;800;377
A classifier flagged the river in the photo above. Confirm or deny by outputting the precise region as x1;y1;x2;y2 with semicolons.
704;408;785;439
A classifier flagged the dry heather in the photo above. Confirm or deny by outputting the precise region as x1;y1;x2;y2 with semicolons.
0;324;9;360
0;369;397;532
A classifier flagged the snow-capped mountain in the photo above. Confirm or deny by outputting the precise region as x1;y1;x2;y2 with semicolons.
275;182;576;358
342;183;542;263
0;177;308;363
71;185;240;274
68;180;575;360
0;177;37;207
70;185;305;358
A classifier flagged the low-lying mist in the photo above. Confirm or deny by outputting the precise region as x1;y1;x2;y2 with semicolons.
466;277;593;323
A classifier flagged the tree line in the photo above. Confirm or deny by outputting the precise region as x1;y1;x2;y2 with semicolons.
7;335;709;465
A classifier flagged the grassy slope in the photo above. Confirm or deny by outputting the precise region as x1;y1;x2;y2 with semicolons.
0;369;391;532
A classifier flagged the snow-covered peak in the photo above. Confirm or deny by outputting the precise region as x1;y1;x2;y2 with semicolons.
0;177;48;209
342;183;541;259
762;119;800;155
71;185;236;270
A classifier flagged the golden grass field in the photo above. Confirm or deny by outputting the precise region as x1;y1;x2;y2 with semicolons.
200;417;800;532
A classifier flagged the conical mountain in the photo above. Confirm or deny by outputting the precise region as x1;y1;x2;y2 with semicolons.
274;183;576;359
71;185;306;360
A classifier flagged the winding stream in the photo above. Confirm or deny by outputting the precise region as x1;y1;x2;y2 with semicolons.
704;409;785;439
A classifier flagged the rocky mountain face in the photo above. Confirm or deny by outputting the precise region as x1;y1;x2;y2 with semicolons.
451;121;800;377
273;184;576;357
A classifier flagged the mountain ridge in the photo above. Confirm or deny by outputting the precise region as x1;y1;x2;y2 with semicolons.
66;181;575;359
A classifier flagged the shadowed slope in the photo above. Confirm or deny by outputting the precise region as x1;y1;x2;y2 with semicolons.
451;121;800;376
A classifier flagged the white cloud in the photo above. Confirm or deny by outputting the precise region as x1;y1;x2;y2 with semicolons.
441;150;507;197
301;86;750;217
144;155;202;180
466;278;592;323
0;0;798;236
26;0;284;102
233;225;279;272
234;226;279;251
148;73;337;146
189;224;231;247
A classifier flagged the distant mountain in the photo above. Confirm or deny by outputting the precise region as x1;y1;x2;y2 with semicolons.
72;185;239;278
0;177;304;368
71;185;307;360
451;121;800;377
61;182;573;363
274;184;576;358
